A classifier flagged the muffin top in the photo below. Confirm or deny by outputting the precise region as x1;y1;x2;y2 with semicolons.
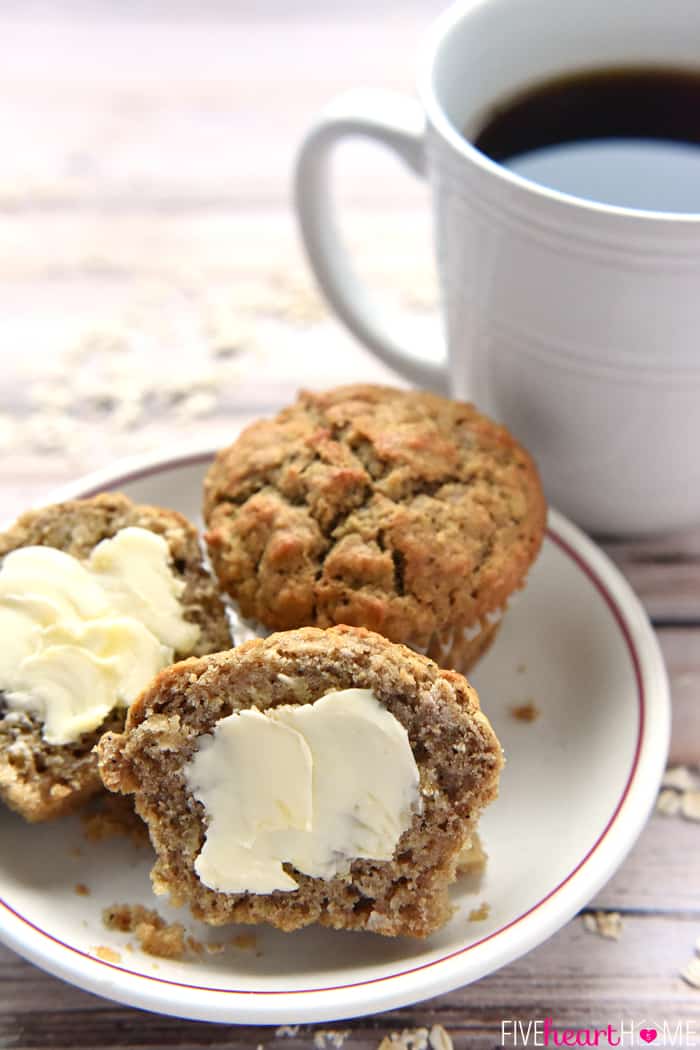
203;384;546;650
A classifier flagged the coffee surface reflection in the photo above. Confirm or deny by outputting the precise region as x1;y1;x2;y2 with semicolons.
472;66;700;211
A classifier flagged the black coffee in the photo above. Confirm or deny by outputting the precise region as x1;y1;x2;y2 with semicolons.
471;67;700;211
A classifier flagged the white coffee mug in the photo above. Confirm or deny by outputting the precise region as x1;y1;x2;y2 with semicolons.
294;0;700;536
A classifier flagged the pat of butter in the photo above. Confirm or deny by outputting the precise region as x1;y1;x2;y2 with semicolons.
87;528;199;652
0;528;200;744
185;688;421;894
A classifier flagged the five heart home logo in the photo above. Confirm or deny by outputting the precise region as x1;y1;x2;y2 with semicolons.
500;1018;698;1046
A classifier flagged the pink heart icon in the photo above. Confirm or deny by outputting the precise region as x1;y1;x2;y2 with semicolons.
640;1030;658;1044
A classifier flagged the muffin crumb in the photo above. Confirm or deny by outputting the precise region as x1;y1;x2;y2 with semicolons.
468;901;490;922
510;701;540;723
74;883;90;897
103;903;186;960
94;945;121;963
232;932;258;952
456;833;487;877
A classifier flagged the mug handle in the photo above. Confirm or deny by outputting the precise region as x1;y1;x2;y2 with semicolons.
294;89;449;393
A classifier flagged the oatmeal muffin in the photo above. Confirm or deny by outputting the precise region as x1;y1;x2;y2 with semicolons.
98;625;503;938
203;384;546;671
0;493;230;822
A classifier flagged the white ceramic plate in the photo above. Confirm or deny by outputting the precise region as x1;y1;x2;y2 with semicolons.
0;445;670;1025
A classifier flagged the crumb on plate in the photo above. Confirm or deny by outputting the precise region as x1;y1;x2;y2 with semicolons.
468;901;490;922
510;700;540;723
103;903;185;960
456;833;487;877
232;932;258;952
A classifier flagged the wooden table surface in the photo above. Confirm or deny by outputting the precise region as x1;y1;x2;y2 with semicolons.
0;3;698;1047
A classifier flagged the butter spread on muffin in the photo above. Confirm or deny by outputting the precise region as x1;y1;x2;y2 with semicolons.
98;625;503;938
0;493;230;822
0;528;199;745
185;688;421;893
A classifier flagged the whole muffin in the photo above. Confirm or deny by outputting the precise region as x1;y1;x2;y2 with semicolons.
0;493;231;822
203;384;546;671
98;625;503;939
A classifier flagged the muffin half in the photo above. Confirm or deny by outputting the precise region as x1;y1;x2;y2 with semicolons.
98;625;503;939
0;492;230;822
203;384;546;672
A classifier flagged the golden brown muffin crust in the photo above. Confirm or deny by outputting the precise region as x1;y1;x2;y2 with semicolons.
203;385;546;652
98;625;503;939
0;492;231;822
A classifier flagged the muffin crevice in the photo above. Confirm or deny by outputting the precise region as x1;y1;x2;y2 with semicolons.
204;384;546;667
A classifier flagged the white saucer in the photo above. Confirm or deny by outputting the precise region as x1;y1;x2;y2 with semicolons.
0;445;670;1024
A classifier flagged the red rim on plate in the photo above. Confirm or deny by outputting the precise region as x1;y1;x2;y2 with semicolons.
0;451;669;1022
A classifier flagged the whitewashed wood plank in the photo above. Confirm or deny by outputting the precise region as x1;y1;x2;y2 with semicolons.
0;211;436;288
592;806;700;913
1;915;698;1048
603;540;700;624
658;629;700;765
0;4;443;211
0;208;435;520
